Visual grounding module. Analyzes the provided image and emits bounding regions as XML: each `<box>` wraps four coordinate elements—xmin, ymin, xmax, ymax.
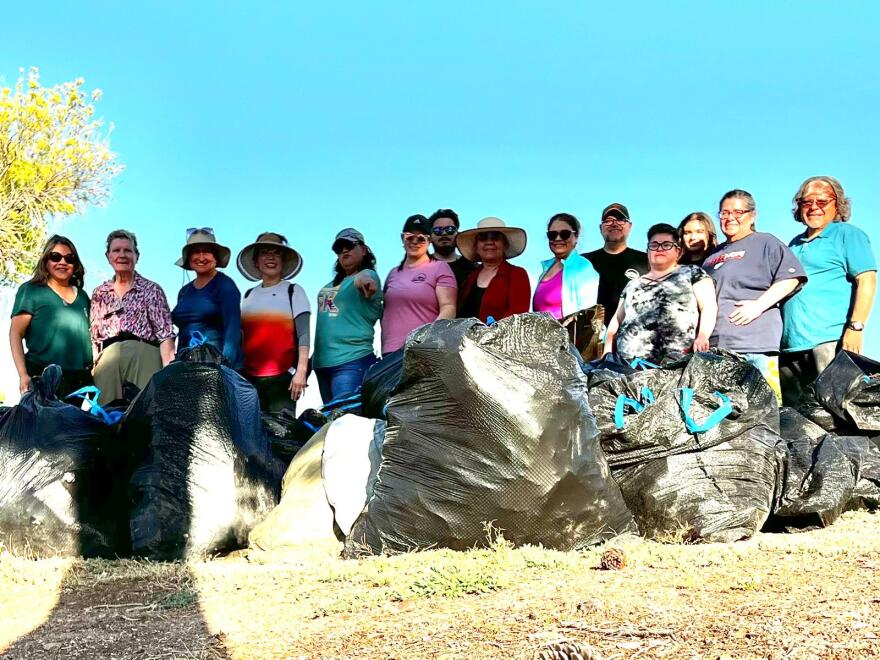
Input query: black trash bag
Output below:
<box><xmin>814</xmin><ymin>351</ymin><xmax>880</xmax><ymax>432</ymax></box>
<box><xmin>123</xmin><ymin>345</ymin><xmax>278</xmax><ymax>559</ymax></box>
<box><xmin>0</xmin><ymin>366</ymin><xmax>129</xmax><ymax>558</ymax></box>
<box><xmin>579</xmin><ymin>353</ymin><xmax>637</xmax><ymax>388</ymax></box>
<box><xmin>613</xmin><ymin>427</ymin><xmax>780</xmax><ymax>542</ymax></box>
<box><xmin>768</xmin><ymin>408</ymin><xmax>880</xmax><ymax>530</ymax></box>
<box><xmin>360</xmin><ymin>349</ymin><xmax>403</xmax><ymax>419</ymax></box>
<box><xmin>260</xmin><ymin>408</ymin><xmax>329</xmax><ymax>466</ymax></box>
<box><xmin>588</xmin><ymin>352</ymin><xmax>781</xmax><ymax>542</ymax></box>
<box><xmin>345</xmin><ymin>314</ymin><xmax>634</xmax><ymax>556</ymax></box>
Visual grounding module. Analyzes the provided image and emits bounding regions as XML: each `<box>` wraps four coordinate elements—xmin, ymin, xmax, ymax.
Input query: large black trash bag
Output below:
<box><xmin>360</xmin><ymin>348</ymin><xmax>403</xmax><ymax>419</ymax></box>
<box><xmin>588</xmin><ymin>352</ymin><xmax>781</xmax><ymax>542</ymax></box>
<box><xmin>768</xmin><ymin>408</ymin><xmax>880</xmax><ymax>530</ymax></box>
<box><xmin>123</xmin><ymin>345</ymin><xmax>278</xmax><ymax>559</ymax></box>
<box><xmin>814</xmin><ymin>351</ymin><xmax>880</xmax><ymax>432</ymax></box>
<box><xmin>0</xmin><ymin>366</ymin><xmax>129</xmax><ymax>558</ymax></box>
<box><xmin>345</xmin><ymin>314</ymin><xmax>634</xmax><ymax>556</ymax></box>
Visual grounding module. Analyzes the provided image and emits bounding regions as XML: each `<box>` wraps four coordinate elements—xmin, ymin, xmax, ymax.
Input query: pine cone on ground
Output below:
<box><xmin>532</xmin><ymin>640</ymin><xmax>604</xmax><ymax>660</ymax></box>
<box><xmin>598</xmin><ymin>547</ymin><xmax>627</xmax><ymax>570</ymax></box>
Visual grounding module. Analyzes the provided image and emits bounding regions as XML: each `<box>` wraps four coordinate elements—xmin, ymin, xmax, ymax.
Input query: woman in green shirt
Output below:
<box><xmin>313</xmin><ymin>228</ymin><xmax>383</xmax><ymax>403</ymax></box>
<box><xmin>9</xmin><ymin>235</ymin><xmax>93</xmax><ymax>397</ymax></box>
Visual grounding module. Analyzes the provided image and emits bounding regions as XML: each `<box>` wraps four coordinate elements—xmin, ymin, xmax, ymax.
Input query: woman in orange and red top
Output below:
<box><xmin>455</xmin><ymin>217</ymin><xmax>531</xmax><ymax>323</ymax></box>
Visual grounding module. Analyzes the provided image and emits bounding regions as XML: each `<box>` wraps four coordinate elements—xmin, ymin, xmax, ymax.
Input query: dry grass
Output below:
<box><xmin>2</xmin><ymin>511</ymin><xmax>879</xmax><ymax>658</ymax></box>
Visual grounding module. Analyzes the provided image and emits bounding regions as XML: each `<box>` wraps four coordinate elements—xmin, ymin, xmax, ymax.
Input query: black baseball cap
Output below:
<box><xmin>402</xmin><ymin>214</ymin><xmax>432</xmax><ymax>234</ymax></box>
<box><xmin>601</xmin><ymin>203</ymin><xmax>631</xmax><ymax>221</ymax></box>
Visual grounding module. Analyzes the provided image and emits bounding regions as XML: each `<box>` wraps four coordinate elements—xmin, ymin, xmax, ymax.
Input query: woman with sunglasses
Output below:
<box><xmin>380</xmin><ymin>214</ymin><xmax>457</xmax><ymax>355</ymax></box>
<box><xmin>780</xmin><ymin>176</ymin><xmax>876</xmax><ymax>404</ymax></box>
<box><xmin>313</xmin><ymin>228</ymin><xmax>383</xmax><ymax>403</ymax></box>
<box><xmin>10</xmin><ymin>235</ymin><xmax>93</xmax><ymax>396</ymax></box>
<box><xmin>455</xmin><ymin>217</ymin><xmax>530</xmax><ymax>322</ymax></box>
<box><xmin>703</xmin><ymin>189</ymin><xmax>806</xmax><ymax>403</ymax></box>
<box><xmin>533</xmin><ymin>213</ymin><xmax>600</xmax><ymax>319</ymax></box>
<box><xmin>604</xmin><ymin>223</ymin><xmax>717</xmax><ymax>364</ymax></box>
<box><xmin>171</xmin><ymin>228</ymin><xmax>243</xmax><ymax>370</ymax></box>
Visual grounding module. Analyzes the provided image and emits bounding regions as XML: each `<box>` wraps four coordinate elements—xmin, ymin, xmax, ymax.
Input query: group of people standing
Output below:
<box><xmin>9</xmin><ymin>175</ymin><xmax>875</xmax><ymax>414</ymax></box>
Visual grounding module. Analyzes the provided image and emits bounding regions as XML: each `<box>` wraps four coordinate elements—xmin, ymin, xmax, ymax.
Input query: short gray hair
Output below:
<box><xmin>105</xmin><ymin>229</ymin><xmax>139</xmax><ymax>255</ymax></box>
<box><xmin>792</xmin><ymin>176</ymin><xmax>851</xmax><ymax>223</ymax></box>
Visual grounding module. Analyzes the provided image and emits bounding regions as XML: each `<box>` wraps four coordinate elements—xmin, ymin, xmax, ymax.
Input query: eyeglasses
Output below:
<box><xmin>332</xmin><ymin>240</ymin><xmax>360</xmax><ymax>254</ymax></box>
<box><xmin>47</xmin><ymin>251</ymin><xmax>77</xmax><ymax>264</ymax></box>
<box><xmin>718</xmin><ymin>209</ymin><xmax>753</xmax><ymax>219</ymax></box>
<box><xmin>431</xmin><ymin>226</ymin><xmax>457</xmax><ymax>236</ymax></box>
<box><xmin>402</xmin><ymin>233</ymin><xmax>429</xmax><ymax>245</ymax></box>
<box><xmin>648</xmin><ymin>241</ymin><xmax>679</xmax><ymax>252</ymax></box>
<box><xmin>186</xmin><ymin>227</ymin><xmax>214</xmax><ymax>237</ymax></box>
<box><xmin>547</xmin><ymin>229</ymin><xmax>576</xmax><ymax>241</ymax></box>
<box><xmin>797</xmin><ymin>198</ymin><xmax>836</xmax><ymax>210</ymax></box>
<box><xmin>601</xmin><ymin>216</ymin><xmax>629</xmax><ymax>225</ymax></box>
<box><xmin>477</xmin><ymin>231</ymin><xmax>505</xmax><ymax>242</ymax></box>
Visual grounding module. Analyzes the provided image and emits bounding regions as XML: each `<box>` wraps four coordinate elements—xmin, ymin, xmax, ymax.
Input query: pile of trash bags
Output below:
<box><xmin>3</xmin><ymin>315</ymin><xmax>879</xmax><ymax>560</ymax></box>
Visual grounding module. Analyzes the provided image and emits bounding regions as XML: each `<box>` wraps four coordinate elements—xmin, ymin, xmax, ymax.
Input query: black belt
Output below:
<box><xmin>101</xmin><ymin>333</ymin><xmax>160</xmax><ymax>350</ymax></box>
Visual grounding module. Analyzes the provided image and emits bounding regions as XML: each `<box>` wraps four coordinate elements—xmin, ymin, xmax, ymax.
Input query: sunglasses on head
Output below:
<box><xmin>431</xmin><ymin>226</ymin><xmax>457</xmax><ymax>236</ymax></box>
<box><xmin>48</xmin><ymin>251</ymin><xmax>77</xmax><ymax>264</ymax></box>
<box><xmin>402</xmin><ymin>233</ymin><xmax>429</xmax><ymax>245</ymax></box>
<box><xmin>332</xmin><ymin>240</ymin><xmax>360</xmax><ymax>254</ymax></box>
<box><xmin>186</xmin><ymin>226</ymin><xmax>214</xmax><ymax>238</ymax></box>
<box><xmin>546</xmin><ymin>229</ymin><xmax>576</xmax><ymax>241</ymax></box>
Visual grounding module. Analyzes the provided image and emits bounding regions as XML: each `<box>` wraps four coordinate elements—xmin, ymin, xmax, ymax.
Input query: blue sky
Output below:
<box><xmin>3</xmin><ymin>1</ymin><xmax>880</xmax><ymax>370</ymax></box>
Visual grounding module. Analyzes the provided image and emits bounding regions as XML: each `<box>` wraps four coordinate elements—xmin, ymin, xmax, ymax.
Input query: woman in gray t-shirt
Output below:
<box><xmin>604</xmin><ymin>223</ymin><xmax>717</xmax><ymax>364</ymax></box>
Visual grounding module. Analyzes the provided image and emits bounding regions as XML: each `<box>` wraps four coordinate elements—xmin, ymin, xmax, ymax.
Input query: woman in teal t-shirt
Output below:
<box><xmin>313</xmin><ymin>228</ymin><xmax>383</xmax><ymax>403</ymax></box>
<box><xmin>9</xmin><ymin>235</ymin><xmax>93</xmax><ymax>397</ymax></box>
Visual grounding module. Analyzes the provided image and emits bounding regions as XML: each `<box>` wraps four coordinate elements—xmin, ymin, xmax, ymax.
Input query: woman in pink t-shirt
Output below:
<box><xmin>381</xmin><ymin>214</ymin><xmax>458</xmax><ymax>354</ymax></box>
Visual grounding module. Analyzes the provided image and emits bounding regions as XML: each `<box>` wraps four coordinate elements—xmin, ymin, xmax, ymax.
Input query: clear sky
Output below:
<box><xmin>2</xmin><ymin>2</ymin><xmax>879</xmax><ymax>402</ymax></box>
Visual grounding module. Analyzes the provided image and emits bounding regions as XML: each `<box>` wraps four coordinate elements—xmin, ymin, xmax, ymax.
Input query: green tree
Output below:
<box><xmin>0</xmin><ymin>67</ymin><xmax>123</xmax><ymax>284</ymax></box>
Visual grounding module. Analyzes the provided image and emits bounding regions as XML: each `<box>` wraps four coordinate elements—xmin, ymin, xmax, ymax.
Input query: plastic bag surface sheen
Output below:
<box><xmin>360</xmin><ymin>348</ymin><xmax>403</xmax><ymax>420</ymax></box>
<box><xmin>346</xmin><ymin>315</ymin><xmax>634</xmax><ymax>556</ymax></box>
<box><xmin>769</xmin><ymin>407</ymin><xmax>880</xmax><ymax>529</ymax></box>
<box><xmin>0</xmin><ymin>366</ymin><xmax>128</xmax><ymax>557</ymax></box>
<box><xmin>124</xmin><ymin>345</ymin><xmax>278</xmax><ymax>559</ymax></box>
<box><xmin>815</xmin><ymin>351</ymin><xmax>880</xmax><ymax>431</ymax></box>
<box><xmin>587</xmin><ymin>352</ymin><xmax>781</xmax><ymax>542</ymax></box>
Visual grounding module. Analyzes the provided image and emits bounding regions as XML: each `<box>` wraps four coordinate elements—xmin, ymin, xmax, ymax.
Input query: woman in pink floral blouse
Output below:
<box><xmin>90</xmin><ymin>229</ymin><xmax>175</xmax><ymax>404</ymax></box>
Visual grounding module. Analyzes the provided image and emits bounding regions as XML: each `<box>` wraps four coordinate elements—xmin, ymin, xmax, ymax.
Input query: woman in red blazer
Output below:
<box><xmin>455</xmin><ymin>217</ymin><xmax>531</xmax><ymax>322</ymax></box>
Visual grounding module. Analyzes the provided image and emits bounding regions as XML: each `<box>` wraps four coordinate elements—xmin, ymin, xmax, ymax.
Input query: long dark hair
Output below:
<box><xmin>29</xmin><ymin>234</ymin><xmax>86</xmax><ymax>289</ymax></box>
<box><xmin>333</xmin><ymin>247</ymin><xmax>377</xmax><ymax>286</ymax></box>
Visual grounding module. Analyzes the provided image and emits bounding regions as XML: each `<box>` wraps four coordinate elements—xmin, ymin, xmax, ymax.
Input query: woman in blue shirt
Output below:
<box><xmin>171</xmin><ymin>229</ymin><xmax>243</xmax><ymax>370</ymax></box>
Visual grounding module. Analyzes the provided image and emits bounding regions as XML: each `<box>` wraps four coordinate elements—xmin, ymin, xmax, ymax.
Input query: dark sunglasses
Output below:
<box><xmin>477</xmin><ymin>231</ymin><xmax>505</xmax><ymax>242</ymax></box>
<box><xmin>546</xmin><ymin>229</ymin><xmax>576</xmax><ymax>241</ymax></box>
<box><xmin>48</xmin><ymin>251</ymin><xmax>77</xmax><ymax>264</ymax></box>
<box><xmin>332</xmin><ymin>240</ymin><xmax>360</xmax><ymax>254</ymax></box>
<box><xmin>431</xmin><ymin>226</ymin><xmax>457</xmax><ymax>236</ymax></box>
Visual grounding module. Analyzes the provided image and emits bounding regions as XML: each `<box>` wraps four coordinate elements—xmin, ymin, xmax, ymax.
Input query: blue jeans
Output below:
<box><xmin>315</xmin><ymin>353</ymin><xmax>377</xmax><ymax>405</ymax></box>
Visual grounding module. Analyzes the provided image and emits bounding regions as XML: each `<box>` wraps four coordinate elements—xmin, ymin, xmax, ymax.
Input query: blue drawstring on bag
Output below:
<box><xmin>629</xmin><ymin>357</ymin><xmax>659</xmax><ymax>371</ymax></box>
<box><xmin>613</xmin><ymin>386</ymin><xmax>656</xmax><ymax>429</ymax></box>
<box><xmin>66</xmin><ymin>386</ymin><xmax>124</xmax><ymax>426</ymax></box>
<box><xmin>679</xmin><ymin>387</ymin><xmax>733</xmax><ymax>433</ymax></box>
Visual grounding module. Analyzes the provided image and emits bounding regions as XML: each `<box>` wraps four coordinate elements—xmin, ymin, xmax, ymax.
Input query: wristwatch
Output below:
<box><xmin>846</xmin><ymin>321</ymin><xmax>865</xmax><ymax>331</ymax></box>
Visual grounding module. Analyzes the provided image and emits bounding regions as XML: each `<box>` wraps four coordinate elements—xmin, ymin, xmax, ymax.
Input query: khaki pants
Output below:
<box><xmin>93</xmin><ymin>340</ymin><xmax>163</xmax><ymax>405</ymax></box>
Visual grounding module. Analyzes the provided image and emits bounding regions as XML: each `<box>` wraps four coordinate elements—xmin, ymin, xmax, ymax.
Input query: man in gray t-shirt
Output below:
<box><xmin>703</xmin><ymin>232</ymin><xmax>807</xmax><ymax>354</ymax></box>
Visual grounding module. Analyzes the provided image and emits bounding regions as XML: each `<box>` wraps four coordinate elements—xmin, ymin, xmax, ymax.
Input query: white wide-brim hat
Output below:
<box><xmin>236</xmin><ymin>232</ymin><xmax>303</xmax><ymax>281</ymax></box>
<box><xmin>175</xmin><ymin>228</ymin><xmax>231</xmax><ymax>269</ymax></box>
<box><xmin>456</xmin><ymin>217</ymin><xmax>527</xmax><ymax>262</ymax></box>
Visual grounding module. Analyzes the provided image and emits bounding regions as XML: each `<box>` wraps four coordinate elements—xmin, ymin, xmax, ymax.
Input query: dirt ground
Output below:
<box><xmin>2</xmin><ymin>510</ymin><xmax>879</xmax><ymax>659</ymax></box>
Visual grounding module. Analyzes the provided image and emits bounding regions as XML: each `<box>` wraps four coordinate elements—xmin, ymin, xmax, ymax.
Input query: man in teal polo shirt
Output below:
<box><xmin>781</xmin><ymin>176</ymin><xmax>877</xmax><ymax>404</ymax></box>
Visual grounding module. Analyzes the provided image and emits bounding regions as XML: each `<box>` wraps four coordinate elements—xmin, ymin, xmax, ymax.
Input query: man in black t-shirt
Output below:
<box><xmin>428</xmin><ymin>208</ymin><xmax>476</xmax><ymax>289</ymax></box>
<box><xmin>583</xmin><ymin>202</ymin><xmax>649</xmax><ymax>317</ymax></box>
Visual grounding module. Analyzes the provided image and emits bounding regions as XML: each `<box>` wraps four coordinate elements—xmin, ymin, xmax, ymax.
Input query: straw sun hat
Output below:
<box><xmin>455</xmin><ymin>217</ymin><xmax>527</xmax><ymax>262</ymax></box>
<box><xmin>236</xmin><ymin>232</ymin><xmax>303</xmax><ymax>281</ymax></box>
<box><xmin>175</xmin><ymin>228</ymin><xmax>232</xmax><ymax>269</ymax></box>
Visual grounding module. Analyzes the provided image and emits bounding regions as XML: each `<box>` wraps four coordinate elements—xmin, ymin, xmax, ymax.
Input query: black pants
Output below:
<box><xmin>25</xmin><ymin>356</ymin><xmax>93</xmax><ymax>400</ymax></box>
<box><xmin>246</xmin><ymin>373</ymin><xmax>296</xmax><ymax>415</ymax></box>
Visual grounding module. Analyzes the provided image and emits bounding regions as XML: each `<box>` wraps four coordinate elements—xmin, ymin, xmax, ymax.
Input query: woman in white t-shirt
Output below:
<box><xmin>236</xmin><ymin>232</ymin><xmax>310</xmax><ymax>414</ymax></box>
<box><xmin>380</xmin><ymin>214</ymin><xmax>457</xmax><ymax>355</ymax></box>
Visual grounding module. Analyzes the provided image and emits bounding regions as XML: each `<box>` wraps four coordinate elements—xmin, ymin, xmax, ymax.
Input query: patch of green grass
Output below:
<box><xmin>408</xmin><ymin>564</ymin><xmax>503</xmax><ymax>599</ymax></box>
<box><xmin>157</xmin><ymin>589</ymin><xmax>198</xmax><ymax>609</ymax></box>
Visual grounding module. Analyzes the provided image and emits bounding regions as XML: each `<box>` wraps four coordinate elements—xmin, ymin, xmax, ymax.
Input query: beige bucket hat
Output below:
<box><xmin>456</xmin><ymin>217</ymin><xmax>527</xmax><ymax>262</ymax></box>
<box><xmin>236</xmin><ymin>232</ymin><xmax>303</xmax><ymax>281</ymax></box>
<box><xmin>175</xmin><ymin>228</ymin><xmax>231</xmax><ymax>269</ymax></box>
